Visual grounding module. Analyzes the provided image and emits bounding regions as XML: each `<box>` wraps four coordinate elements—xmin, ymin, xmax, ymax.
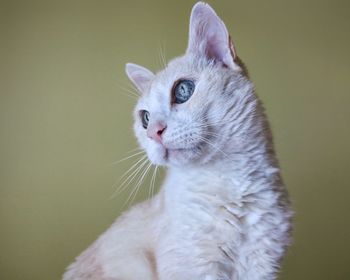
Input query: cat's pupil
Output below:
<box><xmin>140</xmin><ymin>110</ymin><xmax>150</xmax><ymax>129</ymax></box>
<box><xmin>173</xmin><ymin>80</ymin><xmax>195</xmax><ymax>104</ymax></box>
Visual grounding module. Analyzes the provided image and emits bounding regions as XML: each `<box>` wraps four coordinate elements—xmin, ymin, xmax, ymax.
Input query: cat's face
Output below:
<box><xmin>126</xmin><ymin>2</ymin><xmax>251</xmax><ymax>167</ymax></box>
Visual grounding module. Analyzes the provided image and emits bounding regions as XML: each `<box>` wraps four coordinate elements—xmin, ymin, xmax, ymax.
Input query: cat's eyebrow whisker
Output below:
<box><xmin>119</xmin><ymin>86</ymin><xmax>139</xmax><ymax>99</ymax></box>
<box><xmin>116</xmin><ymin>80</ymin><xmax>140</xmax><ymax>96</ymax></box>
<box><xmin>120</xmin><ymin>81</ymin><xmax>140</xmax><ymax>94</ymax></box>
<box><xmin>157</xmin><ymin>46</ymin><xmax>163</xmax><ymax>69</ymax></box>
<box><xmin>158</xmin><ymin>41</ymin><xmax>172</xmax><ymax>85</ymax></box>
<box><xmin>157</xmin><ymin>43</ymin><xmax>167</xmax><ymax>69</ymax></box>
<box><xmin>159</xmin><ymin>41</ymin><xmax>167</xmax><ymax>68</ymax></box>
<box><xmin>124</xmin><ymin>161</ymin><xmax>153</xmax><ymax>208</ymax></box>
<box><xmin>119</xmin><ymin>90</ymin><xmax>138</xmax><ymax>100</ymax></box>
<box><xmin>112</xmin><ymin>150</ymin><xmax>145</xmax><ymax>165</ymax></box>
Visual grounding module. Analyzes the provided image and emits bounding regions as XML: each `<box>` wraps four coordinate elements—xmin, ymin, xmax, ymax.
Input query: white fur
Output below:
<box><xmin>63</xmin><ymin>2</ymin><xmax>292</xmax><ymax>279</ymax></box>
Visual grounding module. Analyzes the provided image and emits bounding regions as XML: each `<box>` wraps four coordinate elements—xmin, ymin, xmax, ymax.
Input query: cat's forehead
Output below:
<box><xmin>152</xmin><ymin>56</ymin><xmax>200</xmax><ymax>91</ymax></box>
<box><xmin>169</xmin><ymin>55</ymin><xmax>201</xmax><ymax>75</ymax></box>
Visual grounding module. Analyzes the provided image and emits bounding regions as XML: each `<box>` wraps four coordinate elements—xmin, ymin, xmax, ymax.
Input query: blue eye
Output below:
<box><xmin>173</xmin><ymin>80</ymin><xmax>195</xmax><ymax>104</ymax></box>
<box><xmin>140</xmin><ymin>110</ymin><xmax>150</xmax><ymax>129</ymax></box>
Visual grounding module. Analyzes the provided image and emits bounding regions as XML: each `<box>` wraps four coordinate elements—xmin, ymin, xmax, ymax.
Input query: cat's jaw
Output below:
<box><xmin>145</xmin><ymin>141</ymin><xmax>202</xmax><ymax>167</ymax></box>
<box><xmin>165</xmin><ymin>147</ymin><xmax>203</xmax><ymax>166</ymax></box>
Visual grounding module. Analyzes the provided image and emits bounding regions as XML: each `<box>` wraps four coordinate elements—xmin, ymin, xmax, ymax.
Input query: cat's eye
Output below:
<box><xmin>140</xmin><ymin>110</ymin><xmax>150</xmax><ymax>129</ymax></box>
<box><xmin>172</xmin><ymin>79</ymin><xmax>195</xmax><ymax>104</ymax></box>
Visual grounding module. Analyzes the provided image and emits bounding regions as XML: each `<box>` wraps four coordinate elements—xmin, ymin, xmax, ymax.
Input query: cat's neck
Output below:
<box><xmin>163</xmin><ymin>146</ymin><xmax>281</xmax><ymax>201</ymax></box>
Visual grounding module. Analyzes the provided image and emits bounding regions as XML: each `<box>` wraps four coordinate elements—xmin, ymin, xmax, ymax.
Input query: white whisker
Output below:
<box><xmin>197</xmin><ymin>135</ymin><xmax>228</xmax><ymax>157</ymax></box>
<box><xmin>117</xmin><ymin>157</ymin><xmax>149</xmax><ymax>193</ymax></box>
<box><xmin>124</xmin><ymin>162</ymin><xmax>153</xmax><ymax>208</ymax></box>
<box><xmin>112</xmin><ymin>150</ymin><xmax>145</xmax><ymax>165</ymax></box>
<box><xmin>119</xmin><ymin>86</ymin><xmax>139</xmax><ymax>98</ymax></box>
<box><xmin>110</xmin><ymin>156</ymin><xmax>148</xmax><ymax>198</ymax></box>
<box><xmin>159</xmin><ymin>42</ymin><xmax>167</xmax><ymax>68</ymax></box>
<box><xmin>120</xmin><ymin>155</ymin><xmax>147</xmax><ymax>180</ymax></box>
<box><xmin>149</xmin><ymin>165</ymin><xmax>158</xmax><ymax>199</ymax></box>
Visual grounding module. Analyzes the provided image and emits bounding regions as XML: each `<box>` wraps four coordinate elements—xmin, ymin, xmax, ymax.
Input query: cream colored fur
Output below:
<box><xmin>63</xmin><ymin>2</ymin><xmax>292</xmax><ymax>279</ymax></box>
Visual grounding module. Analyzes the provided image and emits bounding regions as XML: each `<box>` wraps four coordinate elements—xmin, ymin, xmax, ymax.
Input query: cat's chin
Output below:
<box><xmin>165</xmin><ymin>147</ymin><xmax>201</xmax><ymax>166</ymax></box>
<box><xmin>146</xmin><ymin>145</ymin><xmax>199</xmax><ymax>167</ymax></box>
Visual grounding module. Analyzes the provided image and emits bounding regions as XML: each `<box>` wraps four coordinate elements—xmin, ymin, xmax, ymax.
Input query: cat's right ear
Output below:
<box><xmin>125</xmin><ymin>63</ymin><xmax>155</xmax><ymax>94</ymax></box>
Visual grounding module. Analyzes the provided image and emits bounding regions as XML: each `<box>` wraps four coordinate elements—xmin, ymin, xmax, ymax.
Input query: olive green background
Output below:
<box><xmin>1</xmin><ymin>0</ymin><xmax>350</xmax><ymax>279</ymax></box>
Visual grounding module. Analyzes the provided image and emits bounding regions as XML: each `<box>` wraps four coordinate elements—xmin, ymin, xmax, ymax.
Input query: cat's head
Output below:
<box><xmin>125</xmin><ymin>2</ymin><xmax>256</xmax><ymax>167</ymax></box>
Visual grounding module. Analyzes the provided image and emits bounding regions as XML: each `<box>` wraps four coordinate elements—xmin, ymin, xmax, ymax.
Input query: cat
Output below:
<box><xmin>63</xmin><ymin>2</ymin><xmax>292</xmax><ymax>280</ymax></box>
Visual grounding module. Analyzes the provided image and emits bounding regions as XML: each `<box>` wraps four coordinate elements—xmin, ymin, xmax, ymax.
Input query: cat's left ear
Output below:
<box><xmin>187</xmin><ymin>2</ymin><xmax>239</xmax><ymax>70</ymax></box>
<box><xmin>125</xmin><ymin>63</ymin><xmax>155</xmax><ymax>94</ymax></box>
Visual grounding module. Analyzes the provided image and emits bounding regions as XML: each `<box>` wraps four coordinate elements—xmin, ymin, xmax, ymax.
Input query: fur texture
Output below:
<box><xmin>63</xmin><ymin>2</ymin><xmax>292</xmax><ymax>279</ymax></box>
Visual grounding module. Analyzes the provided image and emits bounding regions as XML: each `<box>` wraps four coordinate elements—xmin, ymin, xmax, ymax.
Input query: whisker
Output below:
<box><xmin>159</xmin><ymin>42</ymin><xmax>167</xmax><ymax>68</ymax></box>
<box><xmin>116</xmin><ymin>79</ymin><xmax>140</xmax><ymax>98</ymax></box>
<box><xmin>110</xmin><ymin>156</ymin><xmax>148</xmax><ymax>198</ymax></box>
<box><xmin>120</xmin><ymin>155</ymin><xmax>147</xmax><ymax>180</ymax></box>
<box><xmin>152</xmin><ymin>166</ymin><xmax>159</xmax><ymax>197</ymax></box>
<box><xmin>197</xmin><ymin>135</ymin><xmax>228</xmax><ymax>157</ymax></box>
<box><xmin>119</xmin><ymin>90</ymin><xmax>138</xmax><ymax>100</ymax></box>
<box><xmin>124</xmin><ymin>161</ymin><xmax>152</xmax><ymax>208</ymax></box>
<box><xmin>157</xmin><ymin>44</ymin><xmax>166</xmax><ymax>69</ymax></box>
<box><xmin>112</xmin><ymin>150</ymin><xmax>145</xmax><ymax>165</ymax></box>
<box><xmin>126</xmin><ymin>147</ymin><xmax>143</xmax><ymax>153</ymax></box>
<box><xmin>149</xmin><ymin>165</ymin><xmax>158</xmax><ymax>199</ymax></box>
<box><xmin>119</xmin><ymin>86</ymin><xmax>139</xmax><ymax>98</ymax></box>
<box><xmin>116</xmin><ymin>157</ymin><xmax>149</xmax><ymax>193</ymax></box>
<box><xmin>118</xmin><ymin>81</ymin><xmax>140</xmax><ymax>94</ymax></box>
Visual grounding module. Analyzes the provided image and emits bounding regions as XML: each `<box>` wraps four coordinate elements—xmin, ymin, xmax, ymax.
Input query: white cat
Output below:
<box><xmin>63</xmin><ymin>2</ymin><xmax>292</xmax><ymax>279</ymax></box>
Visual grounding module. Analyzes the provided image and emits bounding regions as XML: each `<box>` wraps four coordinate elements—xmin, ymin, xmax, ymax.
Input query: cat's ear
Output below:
<box><xmin>187</xmin><ymin>2</ymin><xmax>239</xmax><ymax>70</ymax></box>
<box><xmin>125</xmin><ymin>63</ymin><xmax>155</xmax><ymax>94</ymax></box>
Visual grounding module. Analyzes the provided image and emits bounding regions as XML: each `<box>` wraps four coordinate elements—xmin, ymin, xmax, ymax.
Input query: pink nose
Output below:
<box><xmin>147</xmin><ymin>123</ymin><xmax>166</xmax><ymax>143</ymax></box>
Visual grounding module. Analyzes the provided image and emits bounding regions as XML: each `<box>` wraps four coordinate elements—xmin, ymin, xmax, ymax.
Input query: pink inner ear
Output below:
<box><xmin>125</xmin><ymin>63</ymin><xmax>155</xmax><ymax>94</ymax></box>
<box><xmin>187</xmin><ymin>3</ymin><xmax>237</xmax><ymax>69</ymax></box>
<box><xmin>206</xmin><ymin>31</ymin><xmax>228</xmax><ymax>61</ymax></box>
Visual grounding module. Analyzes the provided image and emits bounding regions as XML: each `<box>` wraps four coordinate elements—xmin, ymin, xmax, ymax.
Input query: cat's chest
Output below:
<box><xmin>155</xmin><ymin>177</ymin><xmax>258</xmax><ymax>278</ymax></box>
<box><xmin>160</xmin><ymin>175</ymin><xmax>256</xmax><ymax>246</ymax></box>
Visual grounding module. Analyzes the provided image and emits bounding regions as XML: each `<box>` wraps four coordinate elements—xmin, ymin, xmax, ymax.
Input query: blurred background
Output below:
<box><xmin>1</xmin><ymin>0</ymin><xmax>350</xmax><ymax>279</ymax></box>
